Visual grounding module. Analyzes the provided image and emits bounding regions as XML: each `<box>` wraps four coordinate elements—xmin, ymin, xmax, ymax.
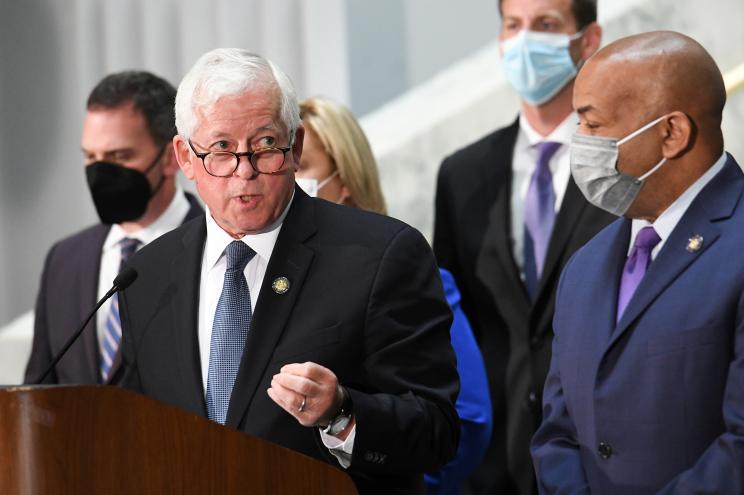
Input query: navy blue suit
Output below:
<box><xmin>531</xmin><ymin>154</ymin><xmax>744</xmax><ymax>494</ymax></box>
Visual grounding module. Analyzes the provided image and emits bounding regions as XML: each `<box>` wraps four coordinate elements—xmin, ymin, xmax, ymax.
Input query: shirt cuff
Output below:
<box><xmin>319</xmin><ymin>424</ymin><xmax>356</xmax><ymax>469</ymax></box>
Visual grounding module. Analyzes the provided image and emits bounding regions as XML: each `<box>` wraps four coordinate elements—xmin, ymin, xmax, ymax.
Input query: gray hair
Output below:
<box><xmin>175</xmin><ymin>48</ymin><xmax>300</xmax><ymax>141</ymax></box>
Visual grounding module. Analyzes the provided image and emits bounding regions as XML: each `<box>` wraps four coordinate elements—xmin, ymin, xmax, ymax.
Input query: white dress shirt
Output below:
<box><xmin>510</xmin><ymin>112</ymin><xmax>578</xmax><ymax>277</ymax></box>
<box><xmin>628</xmin><ymin>152</ymin><xmax>727</xmax><ymax>258</ymax></box>
<box><xmin>96</xmin><ymin>187</ymin><xmax>190</xmax><ymax>355</ymax></box>
<box><xmin>197</xmin><ymin>193</ymin><xmax>355</xmax><ymax>467</ymax></box>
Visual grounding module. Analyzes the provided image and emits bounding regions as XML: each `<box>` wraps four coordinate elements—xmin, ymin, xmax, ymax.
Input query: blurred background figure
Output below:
<box><xmin>24</xmin><ymin>71</ymin><xmax>203</xmax><ymax>385</ymax></box>
<box><xmin>297</xmin><ymin>96</ymin><xmax>493</xmax><ymax>495</ymax></box>
<box><xmin>433</xmin><ymin>1</ymin><xmax>614</xmax><ymax>493</ymax></box>
<box><xmin>296</xmin><ymin>97</ymin><xmax>386</xmax><ymax>213</ymax></box>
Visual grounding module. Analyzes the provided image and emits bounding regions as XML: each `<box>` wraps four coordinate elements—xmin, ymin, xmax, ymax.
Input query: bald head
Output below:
<box><xmin>573</xmin><ymin>31</ymin><xmax>727</xmax><ymax>221</ymax></box>
<box><xmin>581</xmin><ymin>31</ymin><xmax>725</xmax><ymax>127</ymax></box>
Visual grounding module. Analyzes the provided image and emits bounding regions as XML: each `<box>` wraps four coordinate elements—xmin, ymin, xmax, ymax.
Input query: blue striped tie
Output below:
<box><xmin>100</xmin><ymin>237</ymin><xmax>141</xmax><ymax>381</ymax></box>
<box><xmin>206</xmin><ymin>241</ymin><xmax>256</xmax><ymax>425</ymax></box>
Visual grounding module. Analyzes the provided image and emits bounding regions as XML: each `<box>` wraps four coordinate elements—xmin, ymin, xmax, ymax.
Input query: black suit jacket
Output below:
<box><xmin>433</xmin><ymin>119</ymin><xmax>614</xmax><ymax>494</ymax></box>
<box><xmin>118</xmin><ymin>188</ymin><xmax>460</xmax><ymax>495</ymax></box>
<box><xmin>24</xmin><ymin>192</ymin><xmax>203</xmax><ymax>385</ymax></box>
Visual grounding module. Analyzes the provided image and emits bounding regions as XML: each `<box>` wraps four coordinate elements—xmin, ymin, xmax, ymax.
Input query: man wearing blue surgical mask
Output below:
<box><xmin>433</xmin><ymin>1</ymin><xmax>614</xmax><ymax>494</ymax></box>
<box><xmin>532</xmin><ymin>31</ymin><xmax>744</xmax><ymax>494</ymax></box>
<box><xmin>24</xmin><ymin>72</ymin><xmax>203</xmax><ymax>386</ymax></box>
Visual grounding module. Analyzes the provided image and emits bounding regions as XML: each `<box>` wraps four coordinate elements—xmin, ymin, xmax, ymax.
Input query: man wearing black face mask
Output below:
<box><xmin>24</xmin><ymin>71</ymin><xmax>203</xmax><ymax>385</ymax></box>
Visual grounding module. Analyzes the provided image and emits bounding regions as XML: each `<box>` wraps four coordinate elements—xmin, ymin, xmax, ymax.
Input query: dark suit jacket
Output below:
<box><xmin>24</xmin><ymin>192</ymin><xmax>203</xmax><ymax>385</ymax></box>
<box><xmin>118</xmin><ymin>188</ymin><xmax>460</xmax><ymax>495</ymax></box>
<box><xmin>433</xmin><ymin>119</ymin><xmax>614</xmax><ymax>494</ymax></box>
<box><xmin>532</xmin><ymin>155</ymin><xmax>744</xmax><ymax>494</ymax></box>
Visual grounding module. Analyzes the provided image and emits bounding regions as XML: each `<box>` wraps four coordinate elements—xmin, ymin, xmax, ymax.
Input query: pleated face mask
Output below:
<box><xmin>569</xmin><ymin>115</ymin><xmax>668</xmax><ymax>217</ymax></box>
<box><xmin>501</xmin><ymin>30</ymin><xmax>583</xmax><ymax>106</ymax></box>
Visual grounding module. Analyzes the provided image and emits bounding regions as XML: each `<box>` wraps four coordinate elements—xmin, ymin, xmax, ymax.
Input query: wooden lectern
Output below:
<box><xmin>0</xmin><ymin>386</ymin><xmax>357</xmax><ymax>494</ymax></box>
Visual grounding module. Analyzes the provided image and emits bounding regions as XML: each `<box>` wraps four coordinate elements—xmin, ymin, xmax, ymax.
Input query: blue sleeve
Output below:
<box><xmin>530</xmin><ymin>254</ymin><xmax>590</xmax><ymax>494</ymax></box>
<box><xmin>425</xmin><ymin>268</ymin><xmax>493</xmax><ymax>494</ymax></box>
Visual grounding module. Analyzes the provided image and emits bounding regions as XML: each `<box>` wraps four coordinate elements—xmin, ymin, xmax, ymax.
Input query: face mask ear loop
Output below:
<box><xmin>143</xmin><ymin>145</ymin><xmax>168</xmax><ymax>175</ymax></box>
<box><xmin>569</xmin><ymin>30</ymin><xmax>585</xmax><ymax>41</ymax></box>
<box><xmin>317</xmin><ymin>170</ymin><xmax>339</xmax><ymax>191</ymax></box>
<box><xmin>617</xmin><ymin>115</ymin><xmax>667</xmax><ymax>146</ymax></box>
<box><xmin>637</xmin><ymin>158</ymin><xmax>668</xmax><ymax>182</ymax></box>
<box><xmin>143</xmin><ymin>145</ymin><xmax>168</xmax><ymax>198</ymax></box>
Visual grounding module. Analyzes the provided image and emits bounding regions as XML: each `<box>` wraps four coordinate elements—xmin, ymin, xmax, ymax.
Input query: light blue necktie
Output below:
<box><xmin>100</xmin><ymin>237</ymin><xmax>141</xmax><ymax>381</ymax></box>
<box><xmin>523</xmin><ymin>141</ymin><xmax>562</xmax><ymax>299</ymax></box>
<box><xmin>206</xmin><ymin>241</ymin><xmax>256</xmax><ymax>425</ymax></box>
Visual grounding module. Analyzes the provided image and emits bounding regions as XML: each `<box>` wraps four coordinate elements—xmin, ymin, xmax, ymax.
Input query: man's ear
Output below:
<box><xmin>161</xmin><ymin>142</ymin><xmax>180</xmax><ymax>178</ymax></box>
<box><xmin>173</xmin><ymin>135</ymin><xmax>195</xmax><ymax>180</ymax></box>
<box><xmin>291</xmin><ymin>125</ymin><xmax>305</xmax><ymax>169</ymax></box>
<box><xmin>580</xmin><ymin>22</ymin><xmax>602</xmax><ymax>61</ymax></box>
<box><xmin>661</xmin><ymin>111</ymin><xmax>693</xmax><ymax>159</ymax></box>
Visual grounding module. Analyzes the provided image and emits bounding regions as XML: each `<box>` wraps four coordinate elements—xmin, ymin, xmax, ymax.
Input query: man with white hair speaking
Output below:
<box><xmin>117</xmin><ymin>48</ymin><xmax>460</xmax><ymax>494</ymax></box>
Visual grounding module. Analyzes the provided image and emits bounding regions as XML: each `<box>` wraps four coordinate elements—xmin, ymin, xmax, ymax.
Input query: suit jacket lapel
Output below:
<box><xmin>227</xmin><ymin>190</ymin><xmax>317</xmax><ymax>428</ymax></box>
<box><xmin>590</xmin><ymin>220</ymin><xmax>632</xmax><ymax>348</ymax></box>
<box><xmin>611</xmin><ymin>156</ymin><xmax>743</xmax><ymax>346</ymax></box>
<box><xmin>170</xmin><ymin>218</ymin><xmax>209</xmax><ymax>415</ymax></box>
<box><xmin>534</xmin><ymin>177</ymin><xmax>588</xmax><ymax>301</ymax></box>
<box><xmin>477</xmin><ymin>120</ymin><xmax>531</xmax><ymax>313</ymax></box>
<box><xmin>108</xmin><ymin>195</ymin><xmax>204</xmax><ymax>384</ymax></box>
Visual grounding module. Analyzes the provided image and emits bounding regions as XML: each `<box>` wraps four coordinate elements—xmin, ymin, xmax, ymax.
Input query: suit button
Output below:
<box><xmin>530</xmin><ymin>336</ymin><xmax>541</xmax><ymax>349</ymax></box>
<box><xmin>524</xmin><ymin>390</ymin><xmax>540</xmax><ymax>413</ymax></box>
<box><xmin>598</xmin><ymin>442</ymin><xmax>613</xmax><ymax>459</ymax></box>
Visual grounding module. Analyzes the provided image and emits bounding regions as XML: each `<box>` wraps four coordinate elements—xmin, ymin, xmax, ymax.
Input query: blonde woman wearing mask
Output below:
<box><xmin>296</xmin><ymin>98</ymin><xmax>386</xmax><ymax>214</ymax></box>
<box><xmin>297</xmin><ymin>97</ymin><xmax>492</xmax><ymax>495</ymax></box>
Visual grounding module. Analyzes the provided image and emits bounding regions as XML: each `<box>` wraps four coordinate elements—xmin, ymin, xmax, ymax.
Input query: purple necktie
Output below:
<box><xmin>616</xmin><ymin>226</ymin><xmax>661</xmax><ymax>322</ymax></box>
<box><xmin>524</xmin><ymin>141</ymin><xmax>562</xmax><ymax>297</ymax></box>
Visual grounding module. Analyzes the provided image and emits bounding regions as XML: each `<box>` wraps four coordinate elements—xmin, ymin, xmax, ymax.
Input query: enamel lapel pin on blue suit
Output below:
<box><xmin>686</xmin><ymin>235</ymin><xmax>704</xmax><ymax>253</ymax></box>
<box><xmin>272</xmin><ymin>276</ymin><xmax>290</xmax><ymax>294</ymax></box>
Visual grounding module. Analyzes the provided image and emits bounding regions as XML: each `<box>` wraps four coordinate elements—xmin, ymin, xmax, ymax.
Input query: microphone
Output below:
<box><xmin>35</xmin><ymin>267</ymin><xmax>139</xmax><ymax>384</ymax></box>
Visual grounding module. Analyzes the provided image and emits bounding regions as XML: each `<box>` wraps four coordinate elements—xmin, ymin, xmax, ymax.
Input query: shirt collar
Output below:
<box><xmin>630</xmin><ymin>152</ymin><xmax>727</xmax><ymax>250</ymax></box>
<box><xmin>518</xmin><ymin>112</ymin><xmax>578</xmax><ymax>149</ymax></box>
<box><xmin>104</xmin><ymin>185</ymin><xmax>190</xmax><ymax>251</ymax></box>
<box><xmin>204</xmin><ymin>190</ymin><xmax>295</xmax><ymax>270</ymax></box>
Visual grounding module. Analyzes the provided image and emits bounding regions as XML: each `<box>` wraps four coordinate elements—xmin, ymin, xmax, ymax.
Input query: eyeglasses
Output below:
<box><xmin>187</xmin><ymin>139</ymin><xmax>292</xmax><ymax>177</ymax></box>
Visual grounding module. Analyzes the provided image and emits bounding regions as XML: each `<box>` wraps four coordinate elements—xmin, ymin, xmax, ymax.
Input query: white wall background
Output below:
<box><xmin>0</xmin><ymin>0</ymin><xmax>500</xmax><ymax>329</ymax></box>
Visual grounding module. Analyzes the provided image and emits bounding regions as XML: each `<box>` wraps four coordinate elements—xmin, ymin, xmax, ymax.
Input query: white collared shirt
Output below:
<box><xmin>511</xmin><ymin>112</ymin><xmax>577</xmax><ymax>276</ymax></box>
<box><xmin>96</xmin><ymin>187</ymin><xmax>190</xmax><ymax>352</ymax></box>
<box><xmin>629</xmin><ymin>152</ymin><xmax>727</xmax><ymax>258</ymax></box>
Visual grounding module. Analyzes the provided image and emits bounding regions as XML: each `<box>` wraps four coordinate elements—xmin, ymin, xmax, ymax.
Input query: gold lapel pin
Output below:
<box><xmin>686</xmin><ymin>234</ymin><xmax>703</xmax><ymax>253</ymax></box>
<box><xmin>272</xmin><ymin>276</ymin><xmax>290</xmax><ymax>294</ymax></box>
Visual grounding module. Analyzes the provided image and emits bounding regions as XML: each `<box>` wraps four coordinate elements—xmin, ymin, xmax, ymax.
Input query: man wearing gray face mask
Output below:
<box><xmin>531</xmin><ymin>31</ymin><xmax>744</xmax><ymax>494</ymax></box>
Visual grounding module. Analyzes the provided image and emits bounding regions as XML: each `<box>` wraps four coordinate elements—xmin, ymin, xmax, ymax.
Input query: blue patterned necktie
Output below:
<box><xmin>100</xmin><ymin>237</ymin><xmax>141</xmax><ymax>381</ymax></box>
<box><xmin>523</xmin><ymin>141</ymin><xmax>562</xmax><ymax>299</ymax></box>
<box><xmin>206</xmin><ymin>240</ymin><xmax>256</xmax><ymax>425</ymax></box>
